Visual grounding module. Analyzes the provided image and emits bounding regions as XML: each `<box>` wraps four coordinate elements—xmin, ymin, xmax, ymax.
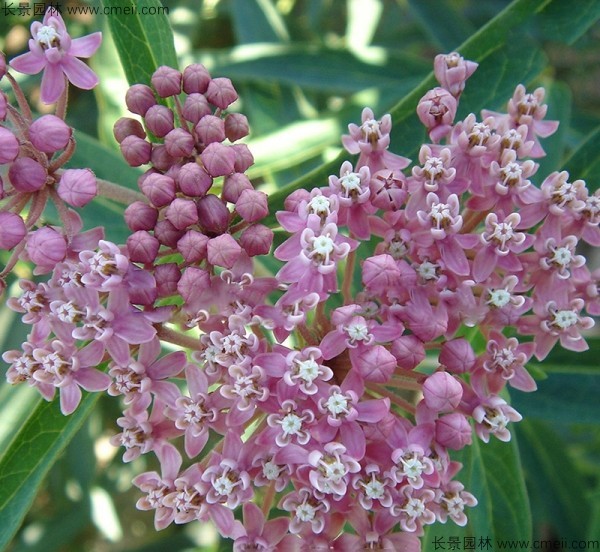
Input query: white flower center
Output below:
<box><xmin>213</xmin><ymin>474</ymin><xmax>235</xmax><ymax>495</ymax></box>
<box><xmin>37</xmin><ymin>25</ymin><xmax>61</xmax><ymax>49</ymax></box>
<box><xmin>417</xmin><ymin>261</ymin><xmax>439</xmax><ymax>280</ymax></box>
<box><xmin>280</xmin><ymin>413</ymin><xmax>303</xmax><ymax>436</ymax></box>
<box><xmin>404</xmin><ymin>497</ymin><xmax>426</xmax><ymax>518</ymax></box>
<box><xmin>339</xmin><ymin>173</ymin><xmax>362</xmax><ymax>197</ymax></box>
<box><xmin>346</xmin><ymin>322</ymin><xmax>369</xmax><ymax>342</ymax></box>
<box><xmin>312</xmin><ymin>235</ymin><xmax>334</xmax><ymax>256</ymax></box>
<box><xmin>296</xmin><ymin>503</ymin><xmax>316</xmax><ymax>522</ymax></box>
<box><xmin>484</xmin><ymin>408</ymin><xmax>509</xmax><ymax>432</ymax></box>
<box><xmin>551</xmin><ymin>246</ymin><xmax>572</xmax><ymax>267</ymax></box>
<box><xmin>295</xmin><ymin>358</ymin><xmax>319</xmax><ymax>383</ymax></box>
<box><xmin>325</xmin><ymin>392</ymin><xmax>349</xmax><ymax>416</ymax></box>
<box><xmin>308</xmin><ymin>195</ymin><xmax>331</xmax><ymax>216</ymax></box>
<box><xmin>263</xmin><ymin>460</ymin><xmax>280</xmax><ymax>481</ymax></box>
<box><xmin>552</xmin><ymin>310</ymin><xmax>578</xmax><ymax>329</ymax></box>
<box><xmin>488</xmin><ymin>288</ymin><xmax>511</xmax><ymax>308</ymax></box>
<box><xmin>364</xmin><ymin>479</ymin><xmax>385</xmax><ymax>500</ymax></box>
<box><xmin>401</xmin><ymin>454</ymin><xmax>426</xmax><ymax>481</ymax></box>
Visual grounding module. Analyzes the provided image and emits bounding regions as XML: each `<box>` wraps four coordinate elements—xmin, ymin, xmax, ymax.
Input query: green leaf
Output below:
<box><xmin>100</xmin><ymin>0</ymin><xmax>178</xmax><ymax>86</ymax></box>
<box><xmin>407</xmin><ymin>0</ymin><xmax>475</xmax><ymax>51</ymax></box>
<box><xmin>563</xmin><ymin>125</ymin><xmax>600</xmax><ymax>190</ymax></box>
<box><xmin>534</xmin><ymin>0</ymin><xmax>600</xmax><ymax>44</ymax></box>
<box><xmin>230</xmin><ymin>0</ymin><xmax>289</xmax><ymax>44</ymax></box>
<box><xmin>0</xmin><ymin>392</ymin><xmax>102</xmax><ymax>550</ymax></box>
<box><xmin>516</xmin><ymin>419</ymin><xmax>591</xmax><ymax>541</ymax></box>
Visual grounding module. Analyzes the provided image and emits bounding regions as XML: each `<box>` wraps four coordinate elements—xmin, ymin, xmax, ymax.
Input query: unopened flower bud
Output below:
<box><xmin>0</xmin><ymin>127</ymin><xmax>19</xmax><ymax>164</ymax></box>
<box><xmin>150</xmin><ymin>144</ymin><xmax>178</xmax><ymax>171</ymax></box>
<box><xmin>422</xmin><ymin>372</ymin><xmax>463</xmax><ymax>413</ymax></box>
<box><xmin>177</xmin><ymin>230</ymin><xmax>209</xmax><ymax>262</ymax></box>
<box><xmin>435</xmin><ymin>413</ymin><xmax>472</xmax><ymax>450</ymax></box>
<box><xmin>28</xmin><ymin>115</ymin><xmax>72</xmax><ymax>153</ymax></box>
<box><xmin>113</xmin><ymin>117</ymin><xmax>146</xmax><ymax>143</ymax></box>
<box><xmin>154</xmin><ymin>262</ymin><xmax>181</xmax><ymax>297</ymax></box>
<box><xmin>355</xmin><ymin>344</ymin><xmax>396</xmax><ymax>383</ymax></box>
<box><xmin>239</xmin><ymin>224</ymin><xmax>273</xmax><ymax>256</ymax></box>
<box><xmin>416</xmin><ymin>87</ymin><xmax>457</xmax><ymax>142</ymax></box>
<box><xmin>120</xmin><ymin>135</ymin><xmax>152</xmax><ymax>166</ymax></box>
<box><xmin>27</xmin><ymin>227</ymin><xmax>67</xmax><ymax>269</ymax></box>
<box><xmin>126</xmin><ymin>267</ymin><xmax>157</xmax><ymax>305</ymax></box>
<box><xmin>140</xmin><ymin>172</ymin><xmax>176</xmax><ymax>207</ymax></box>
<box><xmin>284</xmin><ymin>189</ymin><xmax>311</xmax><ymax>211</ymax></box>
<box><xmin>153</xmin><ymin>219</ymin><xmax>184</xmax><ymax>247</ymax></box>
<box><xmin>206</xmin><ymin>77</ymin><xmax>238</xmax><ymax>109</ymax></box>
<box><xmin>439</xmin><ymin>338</ymin><xmax>476</xmax><ymax>374</ymax></box>
<box><xmin>176</xmin><ymin>162</ymin><xmax>212</xmax><ymax>197</ymax></box>
<box><xmin>124</xmin><ymin>201</ymin><xmax>158</xmax><ymax>231</ymax></box>
<box><xmin>9</xmin><ymin>157</ymin><xmax>47</xmax><ymax>192</ymax></box>
<box><xmin>390</xmin><ymin>335</ymin><xmax>426</xmax><ymax>370</ymax></box>
<box><xmin>183</xmin><ymin>93</ymin><xmax>212</xmax><ymax>124</ymax></box>
<box><xmin>165</xmin><ymin>198</ymin><xmax>199</xmax><ymax>230</ymax></box>
<box><xmin>224</xmin><ymin>113</ymin><xmax>249</xmax><ymax>142</ymax></box>
<box><xmin>125</xmin><ymin>84</ymin><xmax>156</xmax><ymax>116</ymax></box>
<box><xmin>177</xmin><ymin>267</ymin><xmax>210</xmax><ymax>304</ymax></box>
<box><xmin>201</xmin><ymin>142</ymin><xmax>235</xmax><ymax>177</ymax></box>
<box><xmin>231</xmin><ymin>143</ymin><xmax>254</xmax><ymax>172</ymax></box>
<box><xmin>236</xmin><ymin>189</ymin><xmax>268</xmax><ymax>223</ymax></box>
<box><xmin>0</xmin><ymin>212</ymin><xmax>26</xmax><ymax>249</ymax></box>
<box><xmin>222</xmin><ymin>172</ymin><xmax>253</xmax><ymax>203</ymax></box>
<box><xmin>57</xmin><ymin>168</ymin><xmax>97</xmax><ymax>207</ymax></box>
<box><xmin>182</xmin><ymin>63</ymin><xmax>211</xmax><ymax>94</ymax></box>
<box><xmin>151</xmin><ymin>66</ymin><xmax>182</xmax><ymax>98</ymax></box>
<box><xmin>434</xmin><ymin>52</ymin><xmax>478</xmax><ymax>97</ymax></box>
<box><xmin>164</xmin><ymin>128</ymin><xmax>195</xmax><ymax>158</ymax></box>
<box><xmin>197</xmin><ymin>194</ymin><xmax>230</xmax><ymax>235</ymax></box>
<box><xmin>195</xmin><ymin>114</ymin><xmax>226</xmax><ymax>145</ymax></box>
<box><xmin>362</xmin><ymin>254</ymin><xmax>401</xmax><ymax>293</ymax></box>
<box><xmin>127</xmin><ymin>230</ymin><xmax>160</xmax><ymax>263</ymax></box>
<box><xmin>144</xmin><ymin>104</ymin><xmax>174</xmax><ymax>138</ymax></box>
<box><xmin>207</xmin><ymin>233</ymin><xmax>241</xmax><ymax>268</ymax></box>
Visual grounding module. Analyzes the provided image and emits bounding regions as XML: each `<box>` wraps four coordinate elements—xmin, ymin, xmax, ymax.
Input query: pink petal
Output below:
<box><xmin>9</xmin><ymin>50</ymin><xmax>46</xmax><ymax>75</ymax></box>
<box><xmin>319</xmin><ymin>330</ymin><xmax>347</xmax><ymax>360</ymax></box>
<box><xmin>156</xmin><ymin>441</ymin><xmax>182</xmax><ymax>481</ymax></box>
<box><xmin>340</xmin><ymin>421</ymin><xmax>366</xmax><ymax>459</ymax></box>
<box><xmin>60</xmin><ymin>56</ymin><xmax>99</xmax><ymax>90</ymax></box>
<box><xmin>472</xmin><ymin>246</ymin><xmax>497</xmax><ymax>282</ymax></box>
<box><xmin>185</xmin><ymin>364</ymin><xmax>208</xmax><ymax>397</ymax></box>
<box><xmin>148</xmin><ymin>351</ymin><xmax>186</xmax><ymax>379</ymax></box>
<box><xmin>185</xmin><ymin>427</ymin><xmax>209</xmax><ymax>458</ymax></box>
<box><xmin>439</xmin><ymin>238</ymin><xmax>470</xmax><ymax>276</ymax></box>
<box><xmin>60</xmin><ymin>383</ymin><xmax>82</xmax><ymax>415</ymax></box>
<box><xmin>210</xmin><ymin>505</ymin><xmax>244</xmax><ymax>539</ymax></box>
<box><xmin>40</xmin><ymin>62</ymin><xmax>66</xmax><ymax>104</ymax></box>
<box><xmin>242</xmin><ymin>502</ymin><xmax>265</xmax><ymax>536</ymax></box>
<box><xmin>74</xmin><ymin>368</ymin><xmax>111</xmax><ymax>392</ymax></box>
<box><xmin>77</xmin><ymin>340</ymin><xmax>105</xmax><ymax>366</ymax></box>
<box><xmin>139</xmin><ymin>338</ymin><xmax>161</xmax><ymax>366</ymax></box>
<box><xmin>69</xmin><ymin>32</ymin><xmax>102</xmax><ymax>57</ymax></box>
<box><xmin>152</xmin><ymin>381</ymin><xmax>181</xmax><ymax>406</ymax></box>
<box><xmin>356</xmin><ymin>398</ymin><xmax>390</xmax><ymax>423</ymax></box>
<box><xmin>510</xmin><ymin>366</ymin><xmax>537</xmax><ymax>392</ymax></box>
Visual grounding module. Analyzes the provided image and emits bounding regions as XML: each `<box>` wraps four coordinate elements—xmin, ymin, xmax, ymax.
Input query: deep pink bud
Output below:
<box><xmin>354</xmin><ymin>344</ymin><xmax>397</xmax><ymax>383</ymax></box>
<box><xmin>154</xmin><ymin>263</ymin><xmax>181</xmax><ymax>297</ymax></box>
<box><xmin>182</xmin><ymin>64</ymin><xmax>211</xmax><ymax>94</ymax></box>
<box><xmin>439</xmin><ymin>338</ymin><xmax>476</xmax><ymax>374</ymax></box>
<box><xmin>165</xmin><ymin>198</ymin><xmax>199</xmax><ymax>230</ymax></box>
<box><xmin>362</xmin><ymin>254</ymin><xmax>401</xmax><ymax>293</ymax></box>
<box><xmin>150</xmin><ymin>144</ymin><xmax>177</xmax><ymax>171</ymax></box>
<box><xmin>222</xmin><ymin>172</ymin><xmax>253</xmax><ymax>203</ymax></box>
<box><xmin>151</xmin><ymin>66</ymin><xmax>182</xmax><ymax>98</ymax></box>
<box><xmin>239</xmin><ymin>224</ymin><xmax>273</xmax><ymax>256</ymax></box>
<box><xmin>284</xmin><ymin>189</ymin><xmax>311</xmax><ymax>212</ymax></box>
<box><xmin>57</xmin><ymin>168</ymin><xmax>97</xmax><ymax>207</ymax></box>
<box><xmin>113</xmin><ymin>117</ymin><xmax>146</xmax><ymax>143</ymax></box>
<box><xmin>144</xmin><ymin>105</ymin><xmax>174</xmax><ymax>138</ymax></box>
<box><xmin>164</xmin><ymin>128</ymin><xmax>195</xmax><ymax>158</ymax></box>
<box><xmin>235</xmin><ymin>189</ymin><xmax>268</xmax><ymax>222</ymax></box>
<box><xmin>434</xmin><ymin>52</ymin><xmax>478</xmax><ymax>97</ymax></box>
<box><xmin>177</xmin><ymin>266</ymin><xmax>210</xmax><ymax>304</ymax></box>
<box><xmin>125</xmin><ymin>84</ymin><xmax>156</xmax><ymax>116</ymax></box>
<box><xmin>206</xmin><ymin>77</ymin><xmax>238</xmax><ymax>109</ymax></box>
<box><xmin>390</xmin><ymin>335</ymin><xmax>426</xmax><ymax>370</ymax></box>
<box><xmin>9</xmin><ymin>158</ymin><xmax>47</xmax><ymax>192</ymax></box>
<box><xmin>196</xmin><ymin>194</ymin><xmax>230</xmax><ymax>235</ymax></box>
<box><xmin>417</xmin><ymin>88</ymin><xmax>457</xmax><ymax>142</ymax></box>
<box><xmin>231</xmin><ymin>144</ymin><xmax>254</xmax><ymax>172</ymax></box>
<box><xmin>140</xmin><ymin>173</ymin><xmax>176</xmax><ymax>207</ymax></box>
<box><xmin>0</xmin><ymin>127</ymin><xmax>19</xmax><ymax>164</ymax></box>
<box><xmin>124</xmin><ymin>201</ymin><xmax>159</xmax><ymax>231</ymax></box>
<box><xmin>435</xmin><ymin>413</ymin><xmax>472</xmax><ymax>450</ymax></box>
<box><xmin>201</xmin><ymin>142</ymin><xmax>235</xmax><ymax>177</ymax></box>
<box><xmin>207</xmin><ymin>233</ymin><xmax>241</xmax><ymax>268</ymax></box>
<box><xmin>195</xmin><ymin>115</ymin><xmax>226</xmax><ymax>145</ymax></box>
<box><xmin>29</xmin><ymin>115</ymin><xmax>72</xmax><ymax>153</ymax></box>
<box><xmin>0</xmin><ymin>212</ymin><xmax>26</xmax><ymax>249</ymax></box>
<box><xmin>127</xmin><ymin>230</ymin><xmax>160</xmax><ymax>263</ymax></box>
<box><xmin>176</xmin><ymin>162</ymin><xmax>212</xmax><ymax>197</ymax></box>
<box><xmin>182</xmin><ymin>93</ymin><xmax>212</xmax><ymax>124</ymax></box>
<box><xmin>422</xmin><ymin>372</ymin><xmax>463</xmax><ymax>413</ymax></box>
<box><xmin>27</xmin><ymin>227</ymin><xmax>67</xmax><ymax>268</ymax></box>
<box><xmin>224</xmin><ymin>113</ymin><xmax>249</xmax><ymax>142</ymax></box>
<box><xmin>154</xmin><ymin>220</ymin><xmax>184</xmax><ymax>247</ymax></box>
<box><xmin>177</xmin><ymin>230</ymin><xmax>209</xmax><ymax>262</ymax></box>
<box><xmin>120</xmin><ymin>135</ymin><xmax>152</xmax><ymax>167</ymax></box>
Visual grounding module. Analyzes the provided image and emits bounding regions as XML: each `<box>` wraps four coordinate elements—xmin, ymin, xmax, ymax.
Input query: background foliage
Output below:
<box><xmin>0</xmin><ymin>0</ymin><xmax>599</xmax><ymax>550</ymax></box>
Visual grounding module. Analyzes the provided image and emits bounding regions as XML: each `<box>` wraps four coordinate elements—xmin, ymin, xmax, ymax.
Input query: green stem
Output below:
<box><xmin>96</xmin><ymin>178</ymin><xmax>147</xmax><ymax>204</ymax></box>
<box><xmin>366</xmin><ymin>383</ymin><xmax>416</xmax><ymax>415</ymax></box>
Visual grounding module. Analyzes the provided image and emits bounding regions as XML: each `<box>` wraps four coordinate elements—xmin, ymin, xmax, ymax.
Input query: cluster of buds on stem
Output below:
<box><xmin>2</xmin><ymin>10</ymin><xmax>599</xmax><ymax>549</ymax></box>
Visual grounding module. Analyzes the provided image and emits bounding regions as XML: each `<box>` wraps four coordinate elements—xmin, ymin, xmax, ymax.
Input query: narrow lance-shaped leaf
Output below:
<box><xmin>100</xmin><ymin>0</ymin><xmax>178</xmax><ymax>86</ymax></box>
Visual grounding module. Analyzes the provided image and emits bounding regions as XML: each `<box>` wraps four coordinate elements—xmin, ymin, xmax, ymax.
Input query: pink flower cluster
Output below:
<box><xmin>3</xmin><ymin>14</ymin><xmax>599</xmax><ymax>550</ymax></box>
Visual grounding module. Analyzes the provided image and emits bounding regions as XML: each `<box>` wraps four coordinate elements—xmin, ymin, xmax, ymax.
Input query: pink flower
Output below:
<box><xmin>10</xmin><ymin>8</ymin><xmax>102</xmax><ymax>104</ymax></box>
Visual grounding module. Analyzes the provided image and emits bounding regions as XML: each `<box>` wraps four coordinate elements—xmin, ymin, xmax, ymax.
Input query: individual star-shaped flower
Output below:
<box><xmin>10</xmin><ymin>8</ymin><xmax>102</xmax><ymax>104</ymax></box>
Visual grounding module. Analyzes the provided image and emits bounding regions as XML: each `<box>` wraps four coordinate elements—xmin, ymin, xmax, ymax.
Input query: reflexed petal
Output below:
<box><xmin>61</xmin><ymin>55</ymin><xmax>99</xmax><ymax>90</ymax></box>
<box><xmin>9</xmin><ymin>50</ymin><xmax>46</xmax><ymax>75</ymax></box>
<box><xmin>60</xmin><ymin>383</ymin><xmax>82</xmax><ymax>415</ymax></box>
<box><xmin>70</xmin><ymin>32</ymin><xmax>102</xmax><ymax>57</ymax></box>
<box><xmin>40</xmin><ymin>62</ymin><xmax>66</xmax><ymax>104</ymax></box>
<box><xmin>75</xmin><ymin>368</ymin><xmax>111</xmax><ymax>392</ymax></box>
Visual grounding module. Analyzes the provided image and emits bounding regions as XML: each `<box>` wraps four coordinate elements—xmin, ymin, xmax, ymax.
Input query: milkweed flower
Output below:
<box><xmin>10</xmin><ymin>8</ymin><xmax>102</xmax><ymax>104</ymax></box>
